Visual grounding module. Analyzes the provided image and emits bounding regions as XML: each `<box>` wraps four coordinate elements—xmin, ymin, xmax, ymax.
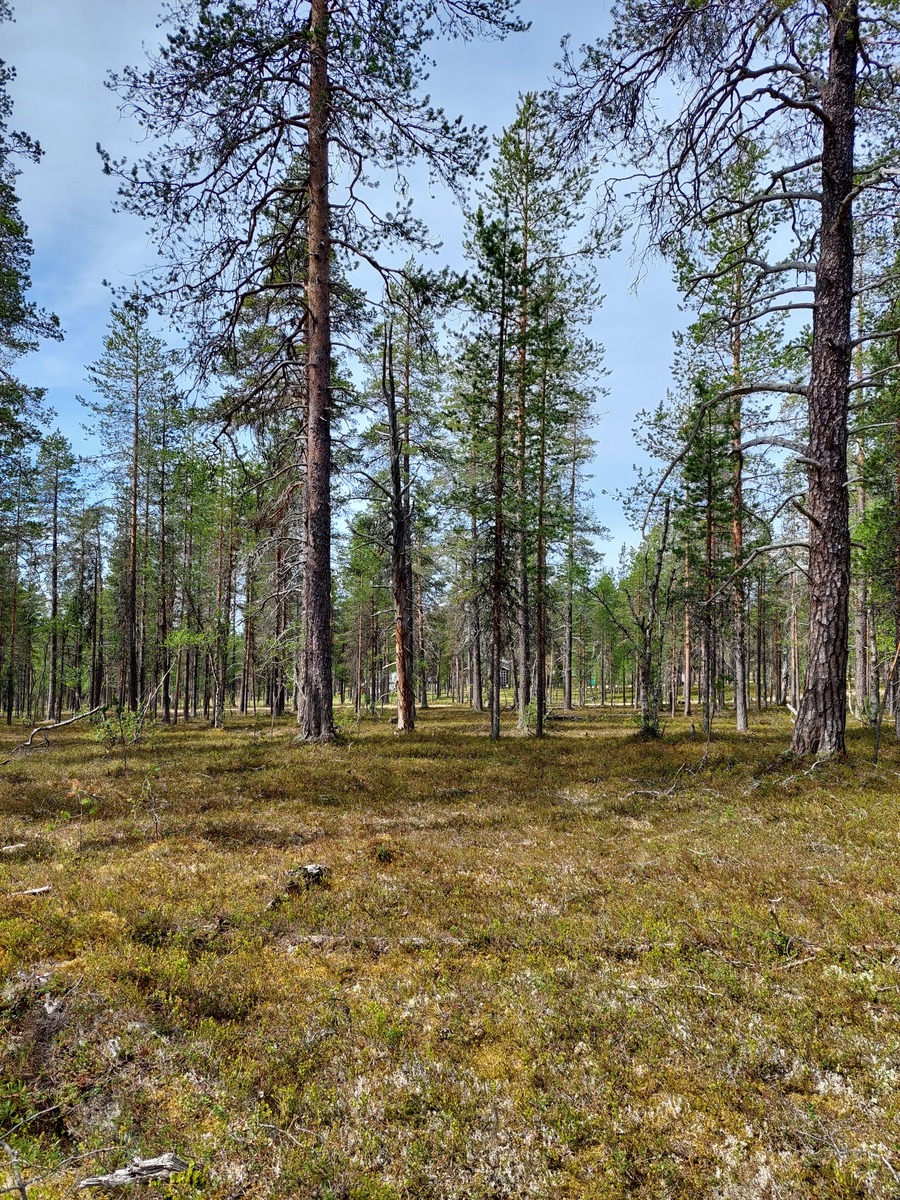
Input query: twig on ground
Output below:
<box><xmin>2</xmin><ymin>1108</ymin><xmax>61</xmax><ymax>1142</ymax></box>
<box><xmin>626</xmin><ymin>763</ymin><xmax>686</xmax><ymax>800</ymax></box>
<box><xmin>780</xmin><ymin>758</ymin><xmax>825</xmax><ymax>787</ymax></box>
<box><xmin>1</xmin><ymin>1140</ymin><xmax>28</xmax><ymax>1200</ymax></box>
<box><xmin>258</xmin><ymin>1122</ymin><xmax>316</xmax><ymax>1147</ymax></box>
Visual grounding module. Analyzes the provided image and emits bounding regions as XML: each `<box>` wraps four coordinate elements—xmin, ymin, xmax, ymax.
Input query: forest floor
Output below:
<box><xmin>0</xmin><ymin>704</ymin><xmax>898</xmax><ymax>1200</ymax></box>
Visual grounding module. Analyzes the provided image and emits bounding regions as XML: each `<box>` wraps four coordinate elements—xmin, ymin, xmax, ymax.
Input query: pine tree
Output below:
<box><xmin>555</xmin><ymin>0</ymin><xmax>900</xmax><ymax>755</ymax></box>
<box><xmin>36</xmin><ymin>432</ymin><xmax>78</xmax><ymax>719</ymax></box>
<box><xmin>103</xmin><ymin>0</ymin><xmax>526</xmax><ymax>743</ymax></box>
<box><xmin>486</xmin><ymin>93</ymin><xmax>599</xmax><ymax>730</ymax></box>
<box><xmin>0</xmin><ymin>2</ymin><xmax>61</xmax><ymax>448</ymax></box>
<box><xmin>80</xmin><ymin>301</ymin><xmax>176</xmax><ymax>712</ymax></box>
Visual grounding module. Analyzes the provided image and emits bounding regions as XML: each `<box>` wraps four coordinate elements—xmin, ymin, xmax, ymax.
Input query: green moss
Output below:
<box><xmin>0</xmin><ymin>707</ymin><xmax>898</xmax><ymax>1196</ymax></box>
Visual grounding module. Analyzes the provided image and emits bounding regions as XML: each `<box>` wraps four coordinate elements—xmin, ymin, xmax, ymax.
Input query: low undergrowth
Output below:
<box><xmin>0</xmin><ymin>705</ymin><xmax>898</xmax><ymax>1198</ymax></box>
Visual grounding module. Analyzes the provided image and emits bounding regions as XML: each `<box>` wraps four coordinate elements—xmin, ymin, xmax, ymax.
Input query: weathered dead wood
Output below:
<box><xmin>1</xmin><ymin>1138</ymin><xmax>28</xmax><ymax>1200</ymax></box>
<box><xmin>77</xmin><ymin>1154</ymin><xmax>189</xmax><ymax>1190</ymax></box>
<box><xmin>267</xmin><ymin>863</ymin><xmax>331</xmax><ymax>908</ymax></box>
<box><xmin>289</xmin><ymin>934</ymin><xmax>465</xmax><ymax>953</ymax></box>
<box><xmin>4</xmin><ymin>885</ymin><xmax>51</xmax><ymax>899</ymax></box>
<box><xmin>0</xmin><ymin>844</ymin><xmax>27</xmax><ymax>855</ymax></box>
<box><xmin>1</xmin><ymin>706</ymin><xmax>104</xmax><ymax>765</ymax></box>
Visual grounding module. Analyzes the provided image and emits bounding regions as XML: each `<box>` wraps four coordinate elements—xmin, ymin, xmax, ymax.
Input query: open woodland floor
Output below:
<box><xmin>0</xmin><ymin>705</ymin><xmax>898</xmax><ymax>1199</ymax></box>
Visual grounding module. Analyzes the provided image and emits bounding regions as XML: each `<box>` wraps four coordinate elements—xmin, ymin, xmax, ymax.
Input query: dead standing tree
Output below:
<box><xmin>554</xmin><ymin>0</ymin><xmax>900</xmax><ymax>756</ymax></box>
<box><xmin>103</xmin><ymin>0</ymin><xmax>526</xmax><ymax>742</ymax></box>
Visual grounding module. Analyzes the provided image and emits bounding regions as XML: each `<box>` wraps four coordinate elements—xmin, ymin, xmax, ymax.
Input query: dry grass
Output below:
<box><xmin>0</xmin><ymin>704</ymin><xmax>898</xmax><ymax>1198</ymax></box>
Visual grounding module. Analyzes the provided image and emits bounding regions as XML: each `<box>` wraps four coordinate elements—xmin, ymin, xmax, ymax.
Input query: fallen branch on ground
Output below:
<box><xmin>626</xmin><ymin>763</ymin><xmax>686</xmax><ymax>799</ymax></box>
<box><xmin>78</xmin><ymin>1154</ymin><xmax>189</xmax><ymax>1190</ymax></box>
<box><xmin>1</xmin><ymin>1139</ymin><xmax>28</xmax><ymax>1200</ymax></box>
<box><xmin>780</xmin><ymin>759</ymin><xmax>825</xmax><ymax>788</ymax></box>
<box><xmin>1</xmin><ymin>706</ymin><xmax>104</xmax><ymax>765</ymax></box>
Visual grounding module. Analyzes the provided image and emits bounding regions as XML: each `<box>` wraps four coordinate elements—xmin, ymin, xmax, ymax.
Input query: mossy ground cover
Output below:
<box><xmin>0</xmin><ymin>705</ymin><xmax>898</xmax><ymax>1198</ymax></box>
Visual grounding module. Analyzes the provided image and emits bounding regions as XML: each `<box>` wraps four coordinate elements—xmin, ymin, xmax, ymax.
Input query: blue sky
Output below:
<box><xmin>6</xmin><ymin>0</ymin><xmax>685</xmax><ymax>557</ymax></box>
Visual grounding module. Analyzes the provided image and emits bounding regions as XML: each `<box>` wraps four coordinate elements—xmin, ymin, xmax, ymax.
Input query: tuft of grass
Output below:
<box><xmin>0</xmin><ymin>706</ymin><xmax>898</xmax><ymax>1197</ymax></box>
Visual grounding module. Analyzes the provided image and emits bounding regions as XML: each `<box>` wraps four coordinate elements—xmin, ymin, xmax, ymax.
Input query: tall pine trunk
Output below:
<box><xmin>792</xmin><ymin>1</ymin><xmax>858</xmax><ymax>756</ymax></box>
<box><xmin>5</xmin><ymin>461</ymin><xmax>22</xmax><ymax>724</ymax></box>
<box><xmin>469</xmin><ymin>458</ymin><xmax>483</xmax><ymax>711</ymax></box>
<box><xmin>384</xmin><ymin>322</ymin><xmax>415</xmax><ymax>732</ymax></box>
<box><xmin>299</xmin><ymin>0</ymin><xmax>335</xmax><ymax>741</ymax></box>
<box><xmin>731</xmin><ymin>257</ymin><xmax>749</xmax><ymax>732</ymax></box>
<box><xmin>159</xmin><ymin>404</ymin><xmax>171</xmax><ymax>723</ymax></box>
<box><xmin>515</xmin><ymin>168</ymin><xmax>531</xmax><ymax>732</ymax></box>
<box><xmin>47</xmin><ymin>463</ymin><xmax>59</xmax><ymax>720</ymax></box>
<box><xmin>563</xmin><ymin>420</ymin><xmax>577</xmax><ymax>710</ymax></box>
<box><xmin>490</xmin><ymin>228</ymin><xmax>509</xmax><ymax>741</ymax></box>
<box><xmin>535</xmin><ymin>354</ymin><xmax>547</xmax><ymax>736</ymax></box>
<box><xmin>127</xmin><ymin>362</ymin><xmax>140</xmax><ymax>712</ymax></box>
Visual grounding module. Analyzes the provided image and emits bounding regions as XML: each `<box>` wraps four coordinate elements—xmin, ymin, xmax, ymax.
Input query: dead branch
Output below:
<box><xmin>1</xmin><ymin>706</ymin><xmax>104</xmax><ymax>766</ymax></box>
<box><xmin>77</xmin><ymin>1154</ymin><xmax>189</xmax><ymax>1190</ymax></box>
<box><xmin>705</xmin><ymin>542</ymin><xmax>810</xmax><ymax>603</ymax></box>
<box><xmin>640</xmin><ymin>382</ymin><xmax>808</xmax><ymax>533</ymax></box>
<box><xmin>735</xmin><ymin>435</ymin><xmax>821</xmax><ymax>468</ymax></box>
<box><xmin>1</xmin><ymin>1140</ymin><xmax>27</xmax><ymax>1200</ymax></box>
<box><xmin>780</xmin><ymin>758</ymin><xmax>825</xmax><ymax>787</ymax></box>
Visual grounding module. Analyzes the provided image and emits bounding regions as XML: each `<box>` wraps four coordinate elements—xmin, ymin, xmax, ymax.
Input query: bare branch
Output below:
<box><xmin>1</xmin><ymin>706</ymin><xmax>105</xmax><ymax>766</ymax></box>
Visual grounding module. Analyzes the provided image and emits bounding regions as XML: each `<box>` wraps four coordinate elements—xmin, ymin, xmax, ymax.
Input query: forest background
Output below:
<box><xmin>3</xmin><ymin>0</ymin><xmax>900</xmax><ymax>752</ymax></box>
<box><xmin>3</xmin><ymin>1</ymin><xmax>900</xmax><ymax>1197</ymax></box>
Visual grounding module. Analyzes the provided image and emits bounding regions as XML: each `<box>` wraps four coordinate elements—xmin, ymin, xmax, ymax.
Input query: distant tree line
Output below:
<box><xmin>4</xmin><ymin>1</ymin><xmax>900</xmax><ymax>757</ymax></box>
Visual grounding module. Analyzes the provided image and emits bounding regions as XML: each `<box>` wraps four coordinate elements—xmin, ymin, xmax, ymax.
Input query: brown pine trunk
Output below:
<box><xmin>47</xmin><ymin>463</ymin><xmax>59</xmax><ymax>720</ymax></box>
<box><xmin>563</xmin><ymin>419</ymin><xmax>577</xmax><ymax>710</ymax></box>
<box><xmin>490</xmin><ymin>226</ymin><xmax>509</xmax><ymax>741</ymax></box>
<box><xmin>384</xmin><ymin>322</ymin><xmax>415</xmax><ymax>732</ymax></box>
<box><xmin>789</xmin><ymin>569</ymin><xmax>800</xmax><ymax>710</ymax></box>
<box><xmin>159</xmin><ymin>406</ymin><xmax>171</xmax><ymax>723</ymax></box>
<box><xmin>127</xmin><ymin>361</ymin><xmax>140</xmax><ymax>713</ymax></box>
<box><xmin>90</xmin><ymin>522</ymin><xmax>103</xmax><ymax>709</ymax></box>
<box><xmin>140</xmin><ymin>460</ymin><xmax>151</xmax><ymax>707</ymax></box>
<box><xmin>240</xmin><ymin>567</ymin><xmax>254</xmax><ymax>715</ymax></box>
<box><xmin>731</xmin><ymin>265</ymin><xmax>749</xmax><ymax>732</ymax></box>
<box><xmin>853</xmin><ymin>257</ymin><xmax>869</xmax><ymax>719</ymax></box>
<box><xmin>683</xmin><ymin>541</ymin><xmax>692</xmax><ymax>717</ymax></box>
<box><xmin>5</xmin><ymin>462</ymin><xmax>22</xmax><ymax>724</ymax></box>
<box><xmin>469</xmin><ymin>504</ymin><xmax>483</xmax><ymax>711</ymax></box>
<box><xmin>702</xmin><ymin>434</ymin><xmax>714</xmax><ymax>736</ymax></box>
<box><xmin>791</xmin><ymin>1</ymin><xmax>858</xmax><ymax>756</ymax></box>
<box><xmin>299</xmin><ymin>0</ymin><xmax>335</xmax><ymax>741</ymax></box>
<box><xmin>516</xmin><ymin>165</ymin><xmax>531</xmax><ymax>732</ymax></box>
<box><xmin>535</xmin><ymin>348</ymin><xmax>548</xmax><ymax>737</ymax></box>
<box><xmin>416</xmin><ymin>566</ymin><xmax>428</xmax><ymax>709</ymax></box>
<box><xmin>401</xmin><ymin>321</ymin><xmax>417</xmax><ymax>720</ymax></box>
